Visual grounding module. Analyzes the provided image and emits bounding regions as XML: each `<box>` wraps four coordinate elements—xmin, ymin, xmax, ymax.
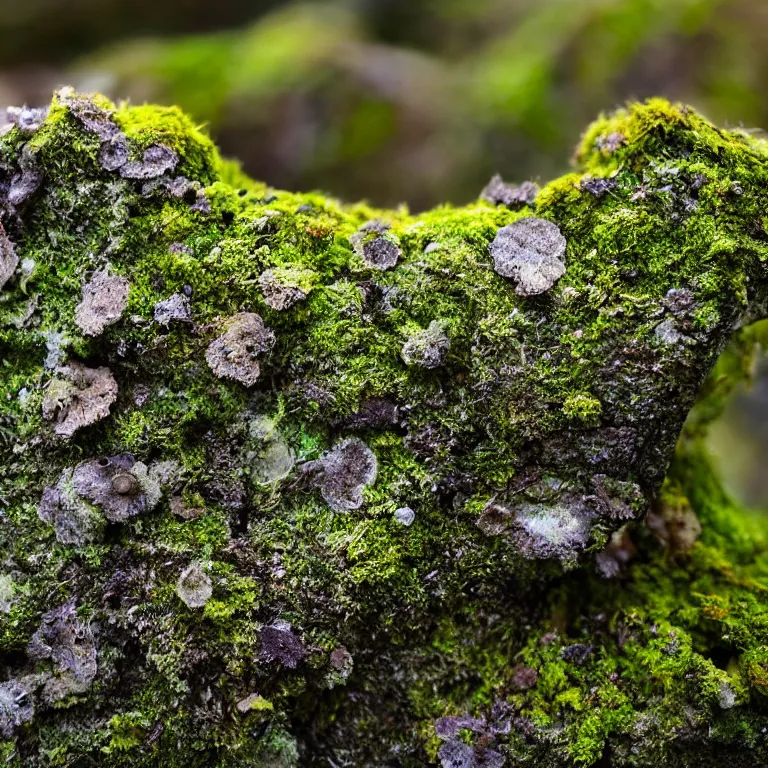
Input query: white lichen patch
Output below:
<box><xmin>75</xmin><ymin>269</ymin><xmax>130</xmax><ymax>336</ymax></box>
<box><xmin>718</xmin><ymin>680</ymin><xmax>737</xmax><ymax>710</ymax></box>
<box><xmin>43</xmin><ymin>330</ymin><xmax>69</xmax><ymax>370</ymax></box>
<box><xmin>514</xmin><ymin>503</ymin><xmax>592</xmax><ymax>561</ymax></box>
<box><xmin>205</xmin><ymin>313</ymin><xmax>275</xmax><ymax>387</ymax></box>
<box><xmin>42</xmin><ymin>363</ymin><xmax>118</xmax><ymax>438</ymax></box>
<box><xmin>6</xmin><ymin>104</ymin><xmax>48</xmax><ymax>134</ymax></box>
<box><xmin>401</xmin><ymin>321</ymin><xmax>451</xmax><ymax>369</ymax></box>
<box><xmin>490</xmin><ymin>217</ymin><xmax>567</xmax><ymax>296</ymax></box>
<box><xmin>654</xmin><ymin>318</ymin><xmax>687</xmax><ymax>345</ymax></box>
<box><xmin>477</xmin><ymin>499</ymin><xmax>592</xmax><ymax>563</ymax></box>
<box><xmin>176</xmin><ymin>563</ymin><xmax>213</xmax><ymax>609</ymax></box>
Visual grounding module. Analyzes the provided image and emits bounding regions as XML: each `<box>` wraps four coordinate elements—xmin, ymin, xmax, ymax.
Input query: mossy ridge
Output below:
<box><xmin>1</xmin><ymin>90</ymin><xmax>768</xmax><ymax>765</ymax></box>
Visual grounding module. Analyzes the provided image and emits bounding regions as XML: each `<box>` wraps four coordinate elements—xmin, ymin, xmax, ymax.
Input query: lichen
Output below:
<box><xmin>2</xmin><ymin>89</ymin><xmax>768</xmax><ymax>765</ymax></box>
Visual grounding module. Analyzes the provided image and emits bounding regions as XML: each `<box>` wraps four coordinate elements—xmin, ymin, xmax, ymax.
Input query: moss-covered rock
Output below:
<box><xmin>1</xmin><ymin>89</ymin><xmax>768</xmax><ymax>766</ymax></box>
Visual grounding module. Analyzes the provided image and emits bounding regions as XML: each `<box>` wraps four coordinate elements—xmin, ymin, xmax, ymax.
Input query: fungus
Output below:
<box><xmin>306</xmin><ymin>437</ymin><xmax>378</xmax><ymax>512</ymax></box>
<box><xmin>0</xmin><ymin>680</ymin><xmax>34</xmax><ymax>738</ymax></box>
<box><xmin>0</xmin><ymin>221</ymin><xmax>18</xmax><ymax>291</ymax></box>
<box><xmin>480</xmin><ymin>175</ymin><xmax>538</xmax><ymax>208</ymax></box>
<box><xmin>71</xmin><ymin>454</ymin><xmax>147</xmax><ymax>522</ymax></box>
<box><xmin>42</xmin><ymin>363</ymin><xmax>118</xmax><ymax>437</ymax></box>
<box><xmin>259</xmin><ymin>621</ymin><xmax>306</xmax><ymax>668</ymax></box>
<box><xmin>205</xmin><ymin>312</ymin><xmax>275</xmax><ymax>387</ymax></box>
<box><xmin>176</xmin><ymin>563</ymin><xmax>213</xmax><ymax>608</ymax></box>
<box><xmin>490</xmin><ymin>217</ymin><xmax>567</xmax><ymax>296</ymax></box>
<box><xmin>74</xmin><ymin>269</ymin><xmax>130</xmax><ymax>336</ymax></box>
<box><xmin>394</xmin><ymin>507</ymin><xmax>415</xmax><ymax>526</ymax></box>
<box><xmin>401</xmin><ymin>321</ymin><xmax>450</xmax><ymax>369</ymax></box>
<box><xmin>120</xmin><ymin>144</ymin><xmax>178</xmax><ymax>180</ymax></box>
<box><xmin>154</xmin><ymin>292</ymin><xmax>193</xmax><ymax>326</ymax></box>
<box><xmin>350</xmin><ymin>220</ymin><xmax>401</xmax><ymax>270</ymax></box>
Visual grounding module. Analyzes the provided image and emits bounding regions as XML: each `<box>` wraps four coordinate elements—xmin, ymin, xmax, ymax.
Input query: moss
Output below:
<box><xmin>2</xmin><ymin>90</ymin><xmax>768</xmax><ymax>765</ymax></box>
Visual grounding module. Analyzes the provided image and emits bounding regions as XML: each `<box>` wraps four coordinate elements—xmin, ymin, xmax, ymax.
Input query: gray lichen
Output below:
<box><xmin>490</xmin><ymin>217</ymin><xmax>567</xmax><ymax>295</ymax></box>
<box><xmin>41</xmin><ymin>363</ymin><xmax>118</xmax><ymax>437</ymax></box>
<box><xmin>258</xmin><ymin>267</ymin><xmax>314</xmax><ymax>310</ymax></box>
<box><xmin>481</xmin><ymin>174</ymin><xmax>539</xmax><ymax>208</ymax></box>
<box><xmin>27</xmin><ymin>601</ymin><xmax>98</xmax><ymax>703</ymax></box>
<box><xmin>120</xmin><ymin>144</ymin><xmax>178</xmax><ymax>180</ymax></box>
<box><xmin>401</xmin><ymin>321</ymin><xmax>451</xmax><ymax>368</ymax></box>
<box><xmin>0</xmin><ymin>680</ymin><xmax>34</xmax><ymax>739</ymax></box>
<box><xmin>37</xmin><ymin>468</ymin><xmax>105</xmax><ymax>545</ymax></box>
<box><xmin>176</xmin><ymin>563</ymin><xmax>213</xmax><ymax>608</ymax></box>
<box><xmin>74</xmin><ymin>268</ymin><xmax>131</xmax><ymax>336</ymax></box>
<box><xmin>304</xmin><ymin>437</ymin><xmax>378</xmax><ymax>512</ymax></box>
<box><xmin>350</xmin><ymin>220</ymin><xmax>402</xmax><ymax>270</ymax></box>
<box><xmin>205</xmin><ymin>312</ymin><xmax>275</xmax><ymax>386</ymax></box>
<box><xmin>0</xmin><ymin>222</ymin><xmax>18</xmax><ymax>290</ymax></box>
<box><xmin>154</xmin><ymin>292</ymin><xmax>193</xmax><ymax>326</ymax></box>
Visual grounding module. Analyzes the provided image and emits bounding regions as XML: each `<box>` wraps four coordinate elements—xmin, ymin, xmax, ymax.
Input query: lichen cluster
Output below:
<box><xmin>1</xmin><ymin>90</ymin><xmax>768</xmax><ymax>766</ymax></box>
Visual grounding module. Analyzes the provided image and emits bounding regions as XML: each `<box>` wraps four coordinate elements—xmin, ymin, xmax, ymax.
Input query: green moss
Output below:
<box><xmin>3</xmin><ymin>90</ymin><xmax>768</xmax><ymax>765</ymax></box>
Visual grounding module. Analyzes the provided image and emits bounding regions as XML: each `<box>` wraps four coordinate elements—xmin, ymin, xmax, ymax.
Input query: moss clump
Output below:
<box><xmin>1</xmin><ymin>90</ymin><xmax>768</xmax><ymax>765</ymax></box>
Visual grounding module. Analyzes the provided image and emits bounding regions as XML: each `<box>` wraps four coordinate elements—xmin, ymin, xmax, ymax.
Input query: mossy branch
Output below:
<box><xmin>1</xmin><ymin>90</ymin><xmax>768</xmax><ymax>767</ymax></box>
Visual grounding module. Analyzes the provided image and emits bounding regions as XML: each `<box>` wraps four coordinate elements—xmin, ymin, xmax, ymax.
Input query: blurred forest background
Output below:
<box><xmin>1</xmin><ymin>0</ymin><xmax>767</xmax><ymax>503</ymax></box>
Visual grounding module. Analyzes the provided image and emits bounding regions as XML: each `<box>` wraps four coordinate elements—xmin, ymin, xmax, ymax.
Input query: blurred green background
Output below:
<box><xmin>2</xmin><ymin>0</ymin><xmax>767</xmax><ymax>502</ymax></box>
